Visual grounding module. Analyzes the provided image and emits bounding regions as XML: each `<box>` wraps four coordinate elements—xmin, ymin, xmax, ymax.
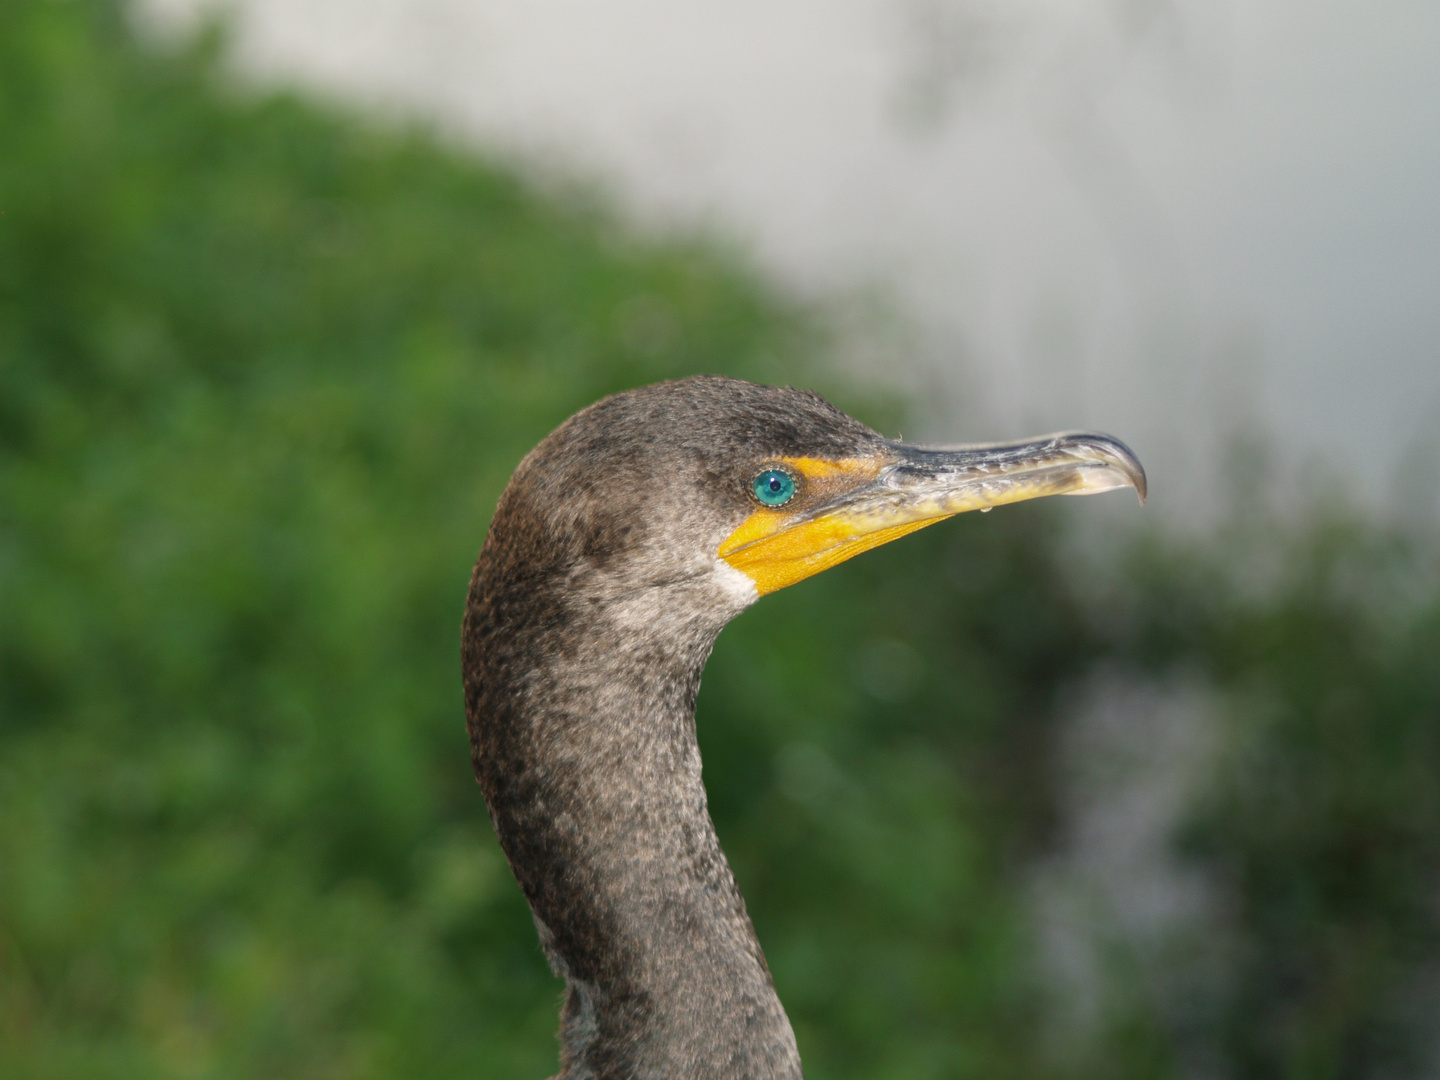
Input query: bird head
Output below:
<box><xmin>486</xmin><ymin>376</ymin><xmax>1145</xmax><ymax>626</ymax></box>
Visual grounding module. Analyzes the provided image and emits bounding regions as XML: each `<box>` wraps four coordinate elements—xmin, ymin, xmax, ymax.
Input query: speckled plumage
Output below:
<box><xmin>463</xmin><ymin>377</ymin><xmax>885</xmax><ymax>1079</ymax></box>
<box><xmin>461</xmin><ymin>376</ymin><xmax>1146</xmax><ymax>1080</ymax></box>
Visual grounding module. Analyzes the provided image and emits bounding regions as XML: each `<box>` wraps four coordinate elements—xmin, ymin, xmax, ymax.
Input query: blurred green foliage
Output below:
<box><xmin>1124</xmin><ymin>521</ymin><xmax>1440</xmax><ymax>1080</ymax></box>
<box><xmin>1</xmin><ymin>2</ymin><xmax>1437</xmax><ymax>1078</ymax></box>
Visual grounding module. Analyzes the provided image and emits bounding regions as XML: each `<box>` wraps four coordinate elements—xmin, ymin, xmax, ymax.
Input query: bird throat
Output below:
<box><xmin>463</xmin><ymin>554</ymin><xmax>802</xmax><ymax>1079</ymax></box>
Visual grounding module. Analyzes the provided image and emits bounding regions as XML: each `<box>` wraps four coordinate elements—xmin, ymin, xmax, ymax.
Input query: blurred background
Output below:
<box><xmin>1</xmin><ymin>0</ymin><xmax>1437</xmax><ymax>1077</ymax></box>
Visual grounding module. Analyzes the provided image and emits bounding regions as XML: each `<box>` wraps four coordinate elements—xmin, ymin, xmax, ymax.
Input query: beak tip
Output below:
<box><xmin>1090</xmin><ymin>432</ymin><xmax>1146</xmax><ymax>508</ymax></box>
<box><xmin>1133</xmin><ymin>468</ymin><xmax>1148</xmax><ymax>507</ymax></box>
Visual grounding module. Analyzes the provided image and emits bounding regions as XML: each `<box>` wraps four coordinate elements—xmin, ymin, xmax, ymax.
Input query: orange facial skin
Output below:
<box><xmin>719</xmin><ymin>455</ymin><xmax>951</xmax><ymax>596</ymax></box>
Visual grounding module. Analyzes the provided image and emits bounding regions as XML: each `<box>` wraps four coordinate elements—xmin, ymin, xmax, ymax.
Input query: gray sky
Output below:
<box><xmin>143</xmin><ymin>0</ymin><xmax>1440</xmax><ymax>523</ymax></box>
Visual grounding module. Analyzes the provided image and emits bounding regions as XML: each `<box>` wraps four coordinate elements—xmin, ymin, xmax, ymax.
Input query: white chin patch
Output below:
<box><xmin>713</xmin><ymin>557</ymin><xmax>760</xmax><ymax>610</ymax></box>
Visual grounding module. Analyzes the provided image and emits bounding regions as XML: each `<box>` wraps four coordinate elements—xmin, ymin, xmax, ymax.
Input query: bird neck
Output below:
<box><xmin>464</xmin><ymin>566</ymin><xmax>801</xmax><ymax>1079</ymax></box>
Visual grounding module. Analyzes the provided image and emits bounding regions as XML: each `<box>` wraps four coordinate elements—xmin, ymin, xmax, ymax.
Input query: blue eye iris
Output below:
<box><xmin>752</xmin><ymin>469</ymin><xmax>796</xmax><ymax>507</ymax></box>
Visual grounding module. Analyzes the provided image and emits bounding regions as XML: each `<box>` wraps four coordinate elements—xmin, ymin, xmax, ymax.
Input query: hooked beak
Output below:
<box><xmin>720</xmin><ymin>432</ymin><xmax>1146</xmax><ymax>595</ymax></box>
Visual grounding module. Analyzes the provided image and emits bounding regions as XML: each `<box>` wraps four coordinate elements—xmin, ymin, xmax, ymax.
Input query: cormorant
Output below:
<box><xmin>462</xmin><ymin>376</ymin><xmax>1145</xmax><ymax>1079</ymax></box>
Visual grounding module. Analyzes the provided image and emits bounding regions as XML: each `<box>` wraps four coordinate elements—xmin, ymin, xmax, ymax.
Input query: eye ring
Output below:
<box><xmin>752</xmin><ymin>468</ymin><xmax>797</xmax><ymax>507</ymax></box>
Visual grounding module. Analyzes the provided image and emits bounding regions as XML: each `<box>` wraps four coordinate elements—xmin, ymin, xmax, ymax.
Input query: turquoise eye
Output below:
<box><xmin>752</xmin><ymin>469</ymin><xmax>796</xmax><ymax>507</ymax></box>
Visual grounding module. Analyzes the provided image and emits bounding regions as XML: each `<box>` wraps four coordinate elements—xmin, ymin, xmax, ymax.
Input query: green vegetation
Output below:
<box><xmin>2</xmin><ymin>2</ymin><xmax>1437</xmax><ymax>1077</ymax></box>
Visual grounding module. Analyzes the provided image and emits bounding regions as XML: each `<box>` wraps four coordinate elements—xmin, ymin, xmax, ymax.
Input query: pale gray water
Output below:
<box><xmin>141</xmin><ymin>0</ymin><xmax>1440</xmax><ymax>523</ymax></box>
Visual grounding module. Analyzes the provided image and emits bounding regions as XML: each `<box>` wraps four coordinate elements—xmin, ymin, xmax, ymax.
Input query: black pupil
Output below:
<box><xmin>767</xmin><ymin>477</ymin><xmax>782</xmax><ymax>492</ymax></box>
